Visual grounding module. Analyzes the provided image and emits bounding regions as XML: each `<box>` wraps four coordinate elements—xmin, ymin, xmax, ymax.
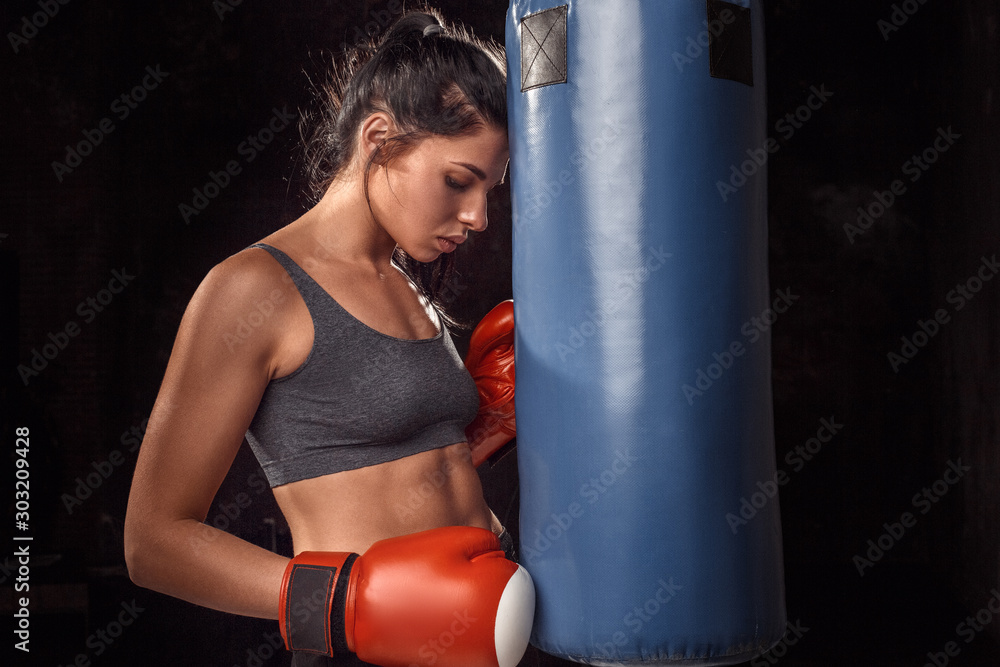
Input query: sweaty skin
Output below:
<box><xmin>124</xmin><ymin>119</ymin><xmax>510</xmax><ymax>620</ymax></box>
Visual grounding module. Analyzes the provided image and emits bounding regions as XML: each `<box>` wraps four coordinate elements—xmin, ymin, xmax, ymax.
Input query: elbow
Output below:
<box><xmin>123</xmin><ymin>535</ymin><xmax>146</xmax><ymax>589</ymax></box>
<box><xmin>124</xmin><ymin>514</ymin><xmax>202</xmax><ymax>591</ymax></box>
<box><xmin>123</xmin><ymin>516</ymin><xmax>155</xmax><ymax>589</ymax></box>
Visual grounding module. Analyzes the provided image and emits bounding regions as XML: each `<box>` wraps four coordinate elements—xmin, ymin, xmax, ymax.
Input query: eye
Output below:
<box><xmin>446</xmin><ymin>175</ymin><xmax>467</xmax><ymax>191</ymax></box>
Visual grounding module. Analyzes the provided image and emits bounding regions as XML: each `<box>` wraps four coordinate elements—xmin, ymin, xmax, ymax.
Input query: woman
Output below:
<box><xmin>124</xmin><ymin>8</ymin><xmax>530</xmax><ymax>667</ymax></box>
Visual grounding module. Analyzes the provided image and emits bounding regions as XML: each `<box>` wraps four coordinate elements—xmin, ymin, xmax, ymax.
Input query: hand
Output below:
<box><xmin>279</xmin><ymin>526</ymin><xmax>535</xmax><ymax>667</ymax></box>
<box><xmin>464</xmin><ymin>300</ymin><xmax>516</xmax><ymax>467</ymax></box>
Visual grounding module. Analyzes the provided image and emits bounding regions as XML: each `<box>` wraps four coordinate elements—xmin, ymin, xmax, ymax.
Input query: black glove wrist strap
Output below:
<box><xmin>282</xmin><ymin>552</ymin><xmax>359</xmax><ymax>656</ymax></box>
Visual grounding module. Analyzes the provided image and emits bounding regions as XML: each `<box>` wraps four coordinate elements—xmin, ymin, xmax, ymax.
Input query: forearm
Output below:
<box><xmin>126</xmin><ymin>517</ymin><xmax>288</xmax><ymax>620</ymax></box>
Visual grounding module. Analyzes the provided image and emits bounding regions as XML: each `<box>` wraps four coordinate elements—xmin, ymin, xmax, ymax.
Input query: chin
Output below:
<box><xmin>402</xmin><ymin>248</ymin><xmax>442</xmax><ymax>264</ymax></box>
<box><xmin>407</xmin><ymin>247</ymin><xmax>444</xmax><ymax>264</ymax></box>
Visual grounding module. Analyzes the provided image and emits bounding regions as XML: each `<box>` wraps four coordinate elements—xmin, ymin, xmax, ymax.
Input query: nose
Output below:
<box><xmin>458</xmin><ymin>193</ymin><xmax>489</xmax><ymax>233</ymax></box>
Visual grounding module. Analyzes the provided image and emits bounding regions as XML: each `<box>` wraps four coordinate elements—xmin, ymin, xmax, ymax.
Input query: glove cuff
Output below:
<box><xmin>279</xmin><ymin>551</ymin><xmax>358</xmax><ymax>656</ymax></box>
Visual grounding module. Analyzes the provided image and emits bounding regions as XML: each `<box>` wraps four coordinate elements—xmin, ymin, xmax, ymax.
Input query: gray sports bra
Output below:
<box><xmin>244</xmin><ymin>243</ymin><xmax>479</xmax><ymax>487</ymax></box>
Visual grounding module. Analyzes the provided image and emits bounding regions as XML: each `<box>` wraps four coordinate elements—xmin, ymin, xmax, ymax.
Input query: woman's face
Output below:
<box><xmin>370</xmin><ymin>125</ymin><xmax>510</xmax><ymax>263</ymax></box>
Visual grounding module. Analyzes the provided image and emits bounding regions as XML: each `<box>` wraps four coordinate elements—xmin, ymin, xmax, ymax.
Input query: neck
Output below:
<box><xmin>297</xmin><ymin>172</ymin><xmax>398</xmax><ymax>273</ymax></box>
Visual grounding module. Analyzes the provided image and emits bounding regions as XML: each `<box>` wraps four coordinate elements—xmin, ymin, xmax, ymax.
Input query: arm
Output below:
<box><xmin>124</xmin><ymin>253</ymin><xmax>291</xmax><ymax>619</ymax></box>
<box><xmin>125</xmin><ymin>260</ymin><xmax>535</xmax><ymax>662</ymax></box>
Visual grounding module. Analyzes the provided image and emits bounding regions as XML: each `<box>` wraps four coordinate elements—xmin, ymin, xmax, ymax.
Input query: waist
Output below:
<box><xmin>273</xmin><ymin>442</ymin><xmax>498</xmax><ymax>554</ymax></box>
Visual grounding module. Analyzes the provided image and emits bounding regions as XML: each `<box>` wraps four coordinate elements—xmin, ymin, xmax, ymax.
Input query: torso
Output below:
<box><xmin>273</xmin><ymin>443</ymin><xmax>497</xmax><ymax>554</ymax></box>
<box><xmin>247</xmin><ymin>227</ymin><xmax>498</xmax><ymax>555</ymax></box>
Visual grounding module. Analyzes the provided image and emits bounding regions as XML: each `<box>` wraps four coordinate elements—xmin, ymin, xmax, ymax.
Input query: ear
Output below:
<box><xmin>358</xmin><ymin>112</ymin><xmax>394</xmax><ymax>165</ymax></box>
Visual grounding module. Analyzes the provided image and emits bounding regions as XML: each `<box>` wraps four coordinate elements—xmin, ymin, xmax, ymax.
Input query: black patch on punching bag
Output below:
<box><xmin>521</xmin><ymin>6</ymin><xmax>568</xmax><ymax>91</ymax></box>
<box><xmin>708</xmin><ymin>0</ymin><xmax>753</xmax><ymax>86</ymax></box>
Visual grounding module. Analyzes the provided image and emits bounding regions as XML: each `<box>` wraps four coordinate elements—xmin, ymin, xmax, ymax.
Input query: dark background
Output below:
<box><xmin>3</xmin><ymin>0</ymin><xmax>999</xmax><ymax>665</ymax></box>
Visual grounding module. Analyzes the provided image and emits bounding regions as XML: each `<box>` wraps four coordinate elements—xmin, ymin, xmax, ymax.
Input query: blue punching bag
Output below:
<box><xmin>508</xmin><ymin>1</ymin><xmax>786</xmax><ymax>664</ymax></box>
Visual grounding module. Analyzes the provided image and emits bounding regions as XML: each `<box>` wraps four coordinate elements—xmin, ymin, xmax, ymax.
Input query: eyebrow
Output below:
<box><xmin>451</xmin><ymin>161</ymin><xmax>508</xmax><ymax>187</ymax></box>
<box><xmin>451</xmin><ymin>161</ymin><xmax>488</xmax><ymax>180</ymax></box>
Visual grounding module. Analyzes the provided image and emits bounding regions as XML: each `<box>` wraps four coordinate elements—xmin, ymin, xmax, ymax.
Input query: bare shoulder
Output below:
<box><xmin>197</xmin><ymin>245</ymin><xmax>292</xmax><ymax>306</ymax></box>
<box><xmin>174</xmin><ymin>245</ymin><xmax>303</xmax><ymax>369</ymax></box>
<box><xmin>193</xmin><ymin>245</ymin><xmax>298</xmax><ymax>320</ymax></box>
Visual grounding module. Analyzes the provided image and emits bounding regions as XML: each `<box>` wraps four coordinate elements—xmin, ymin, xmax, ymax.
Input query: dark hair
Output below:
<box><xmin>300</xmin><ymin>7</ymin><xmax>507</xmax><ymax>324</ymax></box>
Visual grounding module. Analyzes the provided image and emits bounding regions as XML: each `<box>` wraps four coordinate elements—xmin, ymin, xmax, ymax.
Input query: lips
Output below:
<box><xmin>438</xmin><ymin>235</ymin><xmax>466</xmax><ymax>253</ymax></box>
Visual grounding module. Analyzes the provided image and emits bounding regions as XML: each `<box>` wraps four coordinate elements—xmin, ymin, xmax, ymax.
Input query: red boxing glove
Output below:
<box><xmin>279</xmin><ymin>526</ymin><xmax>535</xmax><ymax>667</ymax></box>
<box><xmin>464</xmin><ymin>300</ymin><xmax>516</xmax><ymax>467</ymax></box>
